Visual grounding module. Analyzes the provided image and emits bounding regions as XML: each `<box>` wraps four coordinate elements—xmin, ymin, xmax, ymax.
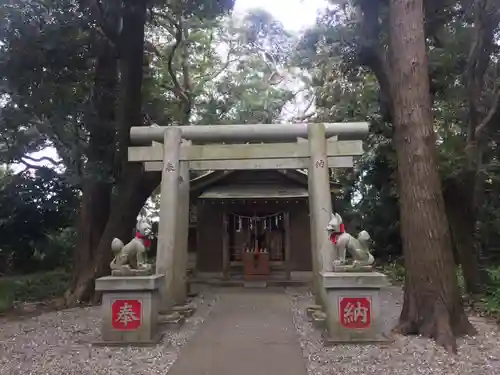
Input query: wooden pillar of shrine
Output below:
<box><xmin>222</xmin><ymin>210</ymin><xmax>230</xmax><ymax>280</ymax></box>
<box><xmin>284</xmin><ymin>211</ymin><xmax>292</xmax><ymax>280</ymax></box>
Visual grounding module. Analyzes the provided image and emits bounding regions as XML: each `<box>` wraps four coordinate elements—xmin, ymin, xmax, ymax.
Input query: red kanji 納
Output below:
<box><xmin>339</xmin><ymin>297</ymin><xmax>371</xmax><ymax>329</ymax></box>
<box><xmin>111</xmin><ymin>299</ymin><xmax>142</xmax><ymax>330</ymax></box>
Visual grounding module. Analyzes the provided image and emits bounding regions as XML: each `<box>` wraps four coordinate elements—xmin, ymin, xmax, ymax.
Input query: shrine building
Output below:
<box><xmin>187</xmin><ymin>169</ymin><xmax>341</xmax><ymax>283</ymax></box>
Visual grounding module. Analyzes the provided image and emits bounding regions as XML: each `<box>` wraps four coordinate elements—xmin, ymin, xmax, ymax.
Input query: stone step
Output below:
<box><xmin>244</xmin><ymin>281</ymin><xmax>267</xmax><ymax>288</ymax></box>
<box><xmin>172</xmin><ymin>304</ymin><xmax>197</xmax><ymax>318</ymax></box>
<box><xmin>158</xmin><ymin>312</ymin><xmax>185</xmax><ymax>329</ymax></box>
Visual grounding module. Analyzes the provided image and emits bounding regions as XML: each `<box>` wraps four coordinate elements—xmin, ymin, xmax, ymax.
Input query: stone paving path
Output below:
<box><xmin>168</xmin><ymin>287</ymin><xmax>308</xmax><ymax>375</ymax></box>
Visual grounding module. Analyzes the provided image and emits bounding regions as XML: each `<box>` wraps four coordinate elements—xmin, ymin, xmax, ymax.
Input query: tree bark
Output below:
<box><xmin>65</xmin><ymin>174</ymin><xmax>159</xmax><ymax>305</ymax></box>
<box><xmin>388</xmin><ymin>0</ymin><xmax>475</xmax><ymax>352</ymax></box>
<box><xmin>443</xmin><ymin>176</ymin><xmax>487</xmax><ymax>295</ymax></box>
<box><xmin>65</xmin><ymin>5</ymin><xmax>118</xmax><ymax>304</ymax></box>
<box><xmin>67</xmin><ymin>182</ymin><xmax>112</xmax><ymax>303</ymax></box>
<box><xmin>65</xmin><ymin>0</ymin><xmax>161</xmax><ymax>304</ymax></box>
<box><xmin>358</xmin><ymin>0</ymin><xmax>494</xmax><ymax>296</ymax></box>
<box><xmin>448</xmin><ymin>0</ymin><xmax>500</xmax><ymax>295</ymax></box>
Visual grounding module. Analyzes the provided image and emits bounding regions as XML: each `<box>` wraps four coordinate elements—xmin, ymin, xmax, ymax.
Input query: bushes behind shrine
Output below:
<box><xmin>380</xmin><ymin>262</ymin><xmax>500</xmax><ymax>321</ymax></box>
<box><xmin>0</xmin><ymin>167</ymin><xmax>79</xmax><ymax>276</ymax></box>
<box><xmin>478</xmin><ymin>267</ymin><xmax>500</xmax><ymax>319</ymax></box>
<box><xmin>0</xmin><ymin>270</ymin><xmax>70</xmax><ymax>313</ymax></box>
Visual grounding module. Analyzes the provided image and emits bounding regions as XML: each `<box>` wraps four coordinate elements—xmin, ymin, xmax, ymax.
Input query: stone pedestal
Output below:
<box><xmin>321</xmin><ymin>271</ymin><xmax>390</xmax><ymax>344</ymax></box>
<box><xmin>94</xmin><ymin>275</ymin><xmax>164</xmax><ymax>346</ymax></box>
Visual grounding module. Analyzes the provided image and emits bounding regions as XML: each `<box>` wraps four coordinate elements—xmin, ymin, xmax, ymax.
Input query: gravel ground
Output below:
<box><xmin>3</xmin><ymin>286</ymin><xmax>499</xmax><ymax>375</ymax></box>
<box><xmin>287</xmin><ymin>286</ymin><xmax>500</xmax><ymax>375</ymax></box>
<box><xmin>0</xmin><ymin>288</ymin><xmax>219</xmax><ymax>375</ymax></box>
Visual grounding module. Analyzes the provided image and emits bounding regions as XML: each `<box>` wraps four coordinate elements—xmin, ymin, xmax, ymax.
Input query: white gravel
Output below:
<box><xmin>0</xmin><ymin>288</ymin><xmax>219</xmax><ymax>375</ymax></box>
<box><xmin>287</xmin><ymin>286</ymin><xmax>500</xmax><ymax>375</ymax></box>
<box><xmin>3</xmin><ymin>285</ymin><xmax>499</xmax><ymax>375</ymax></box>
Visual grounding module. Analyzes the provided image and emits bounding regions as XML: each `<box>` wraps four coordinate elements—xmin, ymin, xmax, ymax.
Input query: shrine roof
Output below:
<box><xmin>190</xmin><ymin>170</ymin><xmax>342</xmax><ymax>193</ymax></box>
<box><xmin>198</xmin><ymin>184</ymin><xmax>309</xmax><ymax>199</ymax></box>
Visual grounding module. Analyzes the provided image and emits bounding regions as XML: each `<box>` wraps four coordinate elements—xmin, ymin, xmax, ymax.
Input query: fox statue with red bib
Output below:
<box><xmin>110</xmin><ymin>220</ymin><xmax>153</xmax><ymax>276</ymax></box>
<box><xmin>326</xmin><ymin>212</ymin><xmax>374</xmax><ymax>270</ymax></box>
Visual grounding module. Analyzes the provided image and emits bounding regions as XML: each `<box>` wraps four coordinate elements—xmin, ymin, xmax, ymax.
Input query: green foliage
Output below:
<box><xmin>35</xmin><ymin>227</ymin><xmax>77</xmax><ymax>272</ymax></box>
<box><xmin>296</xmin><ymin>9</ymin><xmax>402</xmax><ymax>258</ymax></box>
<box><xmin>0</xmin><ymin>270</ymin><xmax>70</xmax><ymax>312</ymax></box>
<box><xmin>3</xmin><ymin>0</ymin><xmax>499</xmax><ymax>316</ymax></box>
<box><xmin>379</xmin><ymin>262</ymin><xmax>405</xmax><ymax>284</ymax></box>
<box><xmin>0</xmin><ymin>167</ymin><xmax>78</xmax><ymax>274</ymax></box>
<box><xmin>380</xmin><ymin>263</ymin><xmax>500</xmax><ymax>320</ymax></box>
<box><xmin>0</xmin><ymin>0</ymin><xmax>94</xmax><ymax>178</ymax></box>
<box><xmin>479</xmin><ymin>268</ymin><xmax>500</xmax><ymax>317</ymax></box>
<box><xmin>150</xmin><ymin>9</ymin><xmax>306</xmax><ymax>126</ymax></box>
<box><xmin>297</xmin><ymin>0</ymin><xmax>500</xmax><ymax>270</ymax></box>
<box><xmin>382</xmin><ymin>264</ymin><xmax>468</xmax><ymax>291</ymax></box>
<box><xmin>0</xmin><ymin>0</ymin><xmax>300</xmax><ymax>280</ymax></box>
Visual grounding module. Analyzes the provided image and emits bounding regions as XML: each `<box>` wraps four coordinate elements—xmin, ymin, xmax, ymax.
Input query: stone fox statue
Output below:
<box><xmin>326</xmin><ymin>212</ymin><xmax>374</xmax><ymax>268</ymax></box>
<box><xmin>110</xmin><ymin>220</ymin><xmax>153</xmax><ymax>276</ymax></box>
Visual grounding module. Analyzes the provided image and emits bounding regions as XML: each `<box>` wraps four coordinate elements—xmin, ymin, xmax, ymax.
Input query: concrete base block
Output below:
<box><xmin>321</xmin><ymin>271</ymin><xmax>390</xmax><ymax>343</ymax></box>
<box><xmin>311</xmin><ymin>311</ymin><xmax>327</xmax><ymax>330</ymax></box>
<box><xmin>92</xmin><ymin>333</ymin><xmax>164</xmax><ymax>347</ymax></box>
<box><xmin>322</xmin><ymin>332</ymin><xmax>393</xmax><ymax>345</ymax></box>
<box><xmin>172</xmin><ymin>304</ymin><xmax>196</xmax><ymax>318</ymax></box>
<box><xmin>159</xmin><ymin>312</ymin><xmax>186</xmax><ymax>329</ymax></box>
<box><xmin>95</xmin><ymin>275</ymin><xmax>164</xmax><ymax>345</ymax></box>
<box><xmin>306</xmin><ymin>304</ymin><xmax>323</xmax><ymax>319</ymax></box>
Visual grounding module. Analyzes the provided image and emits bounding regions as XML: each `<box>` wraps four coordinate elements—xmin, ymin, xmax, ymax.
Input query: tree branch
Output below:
<box><xmin>166</xmin><ymin>15</ymin><xmax>190</xmax><ymax>112</ymax></box>
<box><xmin>193</xmin><ymin>41</ymin><xmax>238</xmax><ymax>88</ymax></box>
<box><xmin>464</xmin><ymin>0</ymin><xmax>498</xmax><ymax>139</ymax></box>
<box><xmin>144</xmin><ymin>40</ymin><xmax>161</xmax><ymax>58</ymax></box>
<box><xmin>151</xmin><ymin>11</ymin><xmax>178</xmax><ymax>35</ymax></box>
<box><xmin>180</xmin><ymin>18</ymin><xmax>192</xmax><ymax>124</ymax></box>
<box><xmin>16</xmin><ymin>161</ymin><xmax>39</xmax><ymax>174</ymax></box>
<box><xmin>294</xmin><ymin>94</ymin><xmax>316</xmax><ymax>121</ymax></box>
<box><xmin>424</xmin><ymin>0</ymin><xmax>459</xmax><ymax>39</ymax></box>
<box><xmin>22</xmin><ymin>154</ymin><xmax>64</xmax><ymax>167</ymax></box>
<box><xmin>80</xmin><ymin>0</ymin><xmax>121</xmax><ymax>47</ymax></box>
<box><xmin>475</xmin><ymin>86</ymin><xmax>500</xmax><ymax>139</ymax></box>
<box><xmin>15</xmin><ymin>155</ymin><xmax>62</xmax><ymax>174</ymax></box>
<box><xmin>357</xmin><ymin>0</ymin><xmax>392</xmax><ymax>122</ymax></box>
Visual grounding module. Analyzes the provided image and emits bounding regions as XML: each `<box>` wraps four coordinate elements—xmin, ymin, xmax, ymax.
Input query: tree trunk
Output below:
<box><xmin>388</xmin><ymin>0</ymin><xmax>475</xmax><ymax>352</ymax></box>
<box><xmin>65</xmin><ymin>6</ymin><xmax>119</xmax><ymax>304</ymax></box>
<box><xmin>449</xmin><ymin>0</ymin><xmax>500</xmax><ymax>296</ymax></box>
<box><xmin>65</xmin><ymin>172</ymin><xmax>159</xmax><ymax>305</ymax></box>
<box><xmin>444</xmin><ymin>175</ymin><xmax>487</xmax><ymax>295</ymax></box>
<box><xmin>66</xmin><ymin>182</ymin><xmax>112</xmax><ymax>303</ymax></box>
<box><xmin>65</xmin><ymin>0</ymin><xmax>160</xmax><ymax>305</ymax></box>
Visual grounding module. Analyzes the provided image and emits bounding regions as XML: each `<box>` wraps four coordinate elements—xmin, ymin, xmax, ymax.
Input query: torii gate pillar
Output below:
<box><xmin>156</xmin><ymin>127</ymin><xmax>182</xmax><ymax>312</ymax></box>
<box><xmin>307</xmin><ymin>123</ymin><xmax>335</xmax><ymax>304</ymax></box>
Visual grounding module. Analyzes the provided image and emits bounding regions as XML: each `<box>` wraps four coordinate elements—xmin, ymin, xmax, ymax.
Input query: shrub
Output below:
<box><xmin>480</xmin><ymin>267</ymin><xmax>500</xmax><ymax>317</ymax></box>
<box><xmin>379</xmin><ymin>261</ymin><xmax>405</xmax><ymax>284</ymax></box>
<box><xmin>0</xmin><ymin>270</ymin><xmax>70</xmax><ymax>313</ymax></box>
<box><xmin>37</xmin><ymin>227</ymin><xmax>76</xmax><ymax>271</ymax></box>
<box><xmin>380</xmin><ymin>262</ymin><xmax>500</xmax><ymax>321</ymax></box>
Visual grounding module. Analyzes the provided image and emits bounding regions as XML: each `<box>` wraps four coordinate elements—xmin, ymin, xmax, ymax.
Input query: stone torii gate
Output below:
<box><xmin>128</xmin><ymin>122</ymin><xmax>368</xmax><ymax>312</ymax></box>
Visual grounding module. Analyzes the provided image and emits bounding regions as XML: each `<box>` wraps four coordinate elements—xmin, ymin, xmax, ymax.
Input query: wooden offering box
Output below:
<box><xmin>243</xmin><ymin>251</ymin><xmax>270</xmax><ymax>280</ymax></box>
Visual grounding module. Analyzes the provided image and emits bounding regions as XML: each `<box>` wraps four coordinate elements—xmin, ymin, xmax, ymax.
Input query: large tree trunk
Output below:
<box><xmin>65</xmin><ymin>173</ymin><xmax>158</xmax><ymax>305</ymax></box>
<box><xmin>447</xmin><ymin>0</ymin><xmax>500</xmax><ymax>295</ymax></box>
<box><xmin>444</xmin><ymin>174</ymin><xmax>487</xmax><ymax>295</ymax></box>
<box><xmin>67</xmin><ymin>182</ymin><xmax>112</xmax><ymax>303</ymax></box>
<box><xmin>358</xmin><ymin>0</ymin><xmax>492</xmax><ymax>298</ymax></box>
<box><xmin>65</xmin><ymin>6</ymin><xmax>119</xmax><ymax>304</ymax></box>
<box><xmin>65</xmin><ymin>0</ymin><xmax>160</xmax><ymax>304</ymax></box>
<box><xmin>388</xmin><ymin>0</ymin><xmax>475</xmax><ymax>352</ymax></box>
